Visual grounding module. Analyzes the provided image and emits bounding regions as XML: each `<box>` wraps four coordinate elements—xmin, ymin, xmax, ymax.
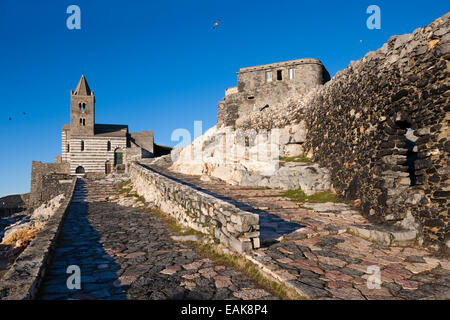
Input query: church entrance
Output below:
<box><xmin>105</xmin><ymin>161</ymin><xmax>112</xmax><ymax>174</ymax></box>
<box><xmin>75</xmin><ymin>166</ymin><xmax>85</xmax><ymax>174</ymax></box>
<box><xmin>114</xmin><ymin>152</ymin><xmax>123</xmax><ymax>166</ymax></box>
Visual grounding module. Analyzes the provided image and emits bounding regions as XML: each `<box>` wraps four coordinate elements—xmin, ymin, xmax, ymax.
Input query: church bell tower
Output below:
<box><xmin>70</xmin><ymin>75</ymin><xmax>95</xmax><ymax>136</ymax></box>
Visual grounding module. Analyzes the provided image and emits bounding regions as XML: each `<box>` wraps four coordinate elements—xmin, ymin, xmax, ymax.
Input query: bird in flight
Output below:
<box><xmin>9</xmin><ymin>117</ymin><xmax>12</xmax><ymax>120</ymax></box>
<box><xmin>22</xmin><ymin>112</ymin><xmax>26</xmax><ymax>115</ymax></box>
<box><xmin>213</xmin><ymin>19</ymin><xmax>221</xmax><ymax>30</ymax></box>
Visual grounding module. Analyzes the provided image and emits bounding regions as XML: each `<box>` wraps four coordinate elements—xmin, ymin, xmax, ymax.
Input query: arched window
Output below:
<box><xmin>82</xmin><ymin>119</ymin><xmax>86</xmax><ymax>126</ymax></box>
<box><xmin>107</xmin><ymin>141</ymin><xmax>111</xmax><ymax>151</ymax></box>
<box><xmin>81</xmin><ymin>140</ymin><xmax>85</xmax><ymax>151</ymax></box>
<box><xmin>80</xmin><ymin>118</ymin><xmax>83</xmax><ymax>125</ymax></box>
<box><xmin>79</xmin><ymin>103</ymin><xmax>86</xmax><ymax>111</ymax></box>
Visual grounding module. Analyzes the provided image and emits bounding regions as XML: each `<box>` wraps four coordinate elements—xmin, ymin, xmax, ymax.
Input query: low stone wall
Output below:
<box><xmin>129</xmin><ymin>162</ymin><xmax>260</xmax><ymax>253</ymax></box>
<box><xmin>0</xmin><ymin>178</ymin><xmax>76</xmax><ymax>300</ymax></box>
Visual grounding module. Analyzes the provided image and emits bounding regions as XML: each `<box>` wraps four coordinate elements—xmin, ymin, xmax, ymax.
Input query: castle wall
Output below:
<box><xmin>218</xmin><ymin>59</ymin><xmax>329</xmax><ymax>127</ymax></box>
<box><xmin>29</xmin><ymin>161</ymin><xmax>71</xmax><ymax>207</ymax></box>
<box><xmin>232</xmin><ymin>14</ymin><xmax>450</xmax><ymax>250</ymax></box>
<box><xmin>304</xmin><ymin>18</ymin><xmax>449</xmax><ymax>250</ymax></box>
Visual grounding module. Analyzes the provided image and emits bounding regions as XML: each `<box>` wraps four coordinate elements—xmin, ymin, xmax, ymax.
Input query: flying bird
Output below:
<box><xmin>22</xmin><ymin>112</ymin><xmax>26</xmax><ymax>115</ymax></box>
<box><xmin>8</xmin><ymin>117</ymin><xmax>12</xmax><ymax>120</ymax></box>
<box><xmin>212</xmin><ymin>19</ymin><xmax>221</xmax><ymax>30</ymax></box>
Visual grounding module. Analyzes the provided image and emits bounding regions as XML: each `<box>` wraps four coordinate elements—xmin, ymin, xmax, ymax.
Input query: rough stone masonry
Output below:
<box><xmin>173</xmin><ymin>14</ymin><xmax>449</xmax><ymax>253</ymax></box>
<box><xmin>235</xmin><ymin>14</ymin><xmax>450</xmax><ymax>252</ymax></box>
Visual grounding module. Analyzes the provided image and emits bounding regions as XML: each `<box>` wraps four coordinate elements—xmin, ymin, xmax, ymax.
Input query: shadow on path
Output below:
<box><xmin>37</xmin><ymin>180</ymin><xmax>126</xmax><ymax>300</ymax></box>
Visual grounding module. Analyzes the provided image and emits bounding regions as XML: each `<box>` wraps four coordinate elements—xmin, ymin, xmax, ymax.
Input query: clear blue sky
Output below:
<box><xmin>0</xmin><ymin>0</ymin><xmax>448</xmax><ymax>197</ymax></box>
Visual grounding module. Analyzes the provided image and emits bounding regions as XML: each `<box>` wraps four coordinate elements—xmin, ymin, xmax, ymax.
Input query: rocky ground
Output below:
<box><xmin>145</xmin><ymin>164</ymin><xmax>450</xmax><ymax>300</ymax></box>
<box><xmin>38</xmin><ymin>177</ymin><xmax>277</xmax><ymax>300</ymax></box>
<box><xmin>0</xmin><ymin>195</ymin><xmax>65</xmax><ymax>280</ymax></box>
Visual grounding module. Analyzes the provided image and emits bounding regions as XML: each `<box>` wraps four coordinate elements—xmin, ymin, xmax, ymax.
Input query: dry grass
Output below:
<box><xmin>1</xmin><ymin>225</ymin><xmax>41</xmax><ymax>248</ymax></box>
<box><xmin>140</xmin><ymin>206</ymin><xmax>305</xmax><ymax>300</ymax></box>
<box><xmin>196</xmin><ymin>243</ymin><xmax>306</xmax><ymax>300</ymax></box>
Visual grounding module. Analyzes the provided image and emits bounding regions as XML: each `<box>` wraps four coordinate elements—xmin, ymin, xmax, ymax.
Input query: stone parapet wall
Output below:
<box><xmin>129</xmin><ymin>162</ymin><xmax>260</xmax><ymax>253</ymax></box>
<box><xmin>0</xmin><ymin>179</ymin><xmax>76</xmax><ymax>300</ymax></box>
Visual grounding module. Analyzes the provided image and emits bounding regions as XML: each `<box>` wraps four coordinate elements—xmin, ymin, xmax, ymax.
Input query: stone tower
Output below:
<box><xmin>70</xmin><ymin>75</ymin><xmax>95</xmax><ymax>136</ymax></box>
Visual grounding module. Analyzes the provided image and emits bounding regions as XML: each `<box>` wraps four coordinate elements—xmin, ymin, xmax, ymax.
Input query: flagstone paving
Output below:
<box><xmin>146</xmin><ymin>164</ymin><xmax>450</xmax><ymax>300</ymax></box>
<box><xmin>38</xmin><ymin>179</ymin><xmax>276</xmax><ymax>300</ymax></box>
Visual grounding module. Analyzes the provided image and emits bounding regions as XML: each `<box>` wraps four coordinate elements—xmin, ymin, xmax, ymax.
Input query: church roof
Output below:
<box><xmin>74</xmin><ymin>75</ymin><xmax>92</xmax><ymax>96</ymax></box>
<box><xmin>129</xmin><ymin>131</ymin><xmax>154</xmax><ymax>152</ymax></box>
<box><xmin>94</xmin><ymin>124</ymin><xmax>128</xmax><ymax>137</ymax></box>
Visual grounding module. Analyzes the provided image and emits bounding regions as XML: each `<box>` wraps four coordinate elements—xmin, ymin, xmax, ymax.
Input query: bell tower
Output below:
<box><xmin>70</xmin><ymin>75</ymin><xmax>95</xmax><ymax>136</ymax></box>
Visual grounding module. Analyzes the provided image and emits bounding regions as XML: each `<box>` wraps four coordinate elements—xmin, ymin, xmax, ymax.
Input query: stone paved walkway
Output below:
<box><xmin>146</xmin><ymin>164</ymin><xmax>450</xmax><ymax>300</ymax></box>
<box><xmin>38</xmin><ymin>179</ymin><xmax>276</xmax><ymax>300</ymax></box>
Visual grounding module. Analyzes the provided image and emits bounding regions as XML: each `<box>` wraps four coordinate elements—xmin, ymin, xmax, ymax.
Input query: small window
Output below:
<box><xmin>81</xmin><ymin>140</ymin><xmax>85</xmax><ymax>151</ymax></box>
<box><xmin>277</xmin><ymin>70</ymin><xmax>282</xmax><ymax>81</ymax></box>
<box><xmin>289</xmin><ymin>68</ymin><xmax>295</xmax><ymax>80</ymax></box>
<box><xmin>80</xmin><ymin>118</ymin><xmax>82</xmax><ymax>125</ymax></box>
<box><xmin>67</xmin><ymin>144</ymin><xmax>70</xmax><ymax>152</ymax></box>
<box><xmin>82</xmin><ymin>119</ymin><xmax>86</xmax><ymax>126</ymax></box>
<box><xmin>107</xmin><ymin>141</ymin><xmax>111</xmax><ymax>151</ymax></box>
<box><xmin>265</xmin><ymin>71</ymin><xmax>272</xmax><ymax>83</ymax></box>
<box><xmin>79</xmin><ymin>103</ymin><xmax>86</xmax><ymax>111</ymax></box>
<box><xmin>247</xmin><ymin>96</ymin><xmax>255</xmax><ymax>100</ymax></box>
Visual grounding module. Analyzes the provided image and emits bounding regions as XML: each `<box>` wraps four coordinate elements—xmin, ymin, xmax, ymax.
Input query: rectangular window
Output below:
<box><xmin>289</xmin><ymin>68</ymin><xmax>295</xmax><ymax>80</ymax></box>
<box><xmin>277</xmin><ymin>70</ymin><xmax>282</xmax><ymax>81</ymax></box>
<box><xmin>265</xmin><ymin>71</ymin><xmax>272</xmax><ymax>83</ymax></box>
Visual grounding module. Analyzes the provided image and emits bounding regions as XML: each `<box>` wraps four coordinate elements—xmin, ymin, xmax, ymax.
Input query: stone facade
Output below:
<box><xmin>218</xmin><ymin>59</ymin><xmax>330</xmax><ymax>127</ymax></box>
<box><xmin>129</xmin><ymin>162</ymin><xmax>260</xmax><ymax>253</ymax></box>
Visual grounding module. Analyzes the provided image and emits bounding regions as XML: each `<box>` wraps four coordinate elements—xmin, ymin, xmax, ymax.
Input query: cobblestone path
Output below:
<box><xmin>38</xmin><ymin>179</ymin><xmax>277</xmax><ymax>300</ymax></box>
<box><xmin>146</xmin><ymin>164</ymin><xmax>450</xmax><ymax>300</ymax></box>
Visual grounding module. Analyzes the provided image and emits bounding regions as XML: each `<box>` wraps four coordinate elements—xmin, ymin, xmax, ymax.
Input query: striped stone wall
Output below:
<box><xmin>63</xmin><ymin>136</ymin><xmax>127</xmax><ymax>174</ymax></box>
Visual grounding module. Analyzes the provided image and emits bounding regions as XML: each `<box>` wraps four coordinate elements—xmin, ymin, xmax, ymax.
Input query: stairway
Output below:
<box><xmin>71</xmin><ymin>178</ymin><xmax>118</xmax><ymax>203</ymax></box>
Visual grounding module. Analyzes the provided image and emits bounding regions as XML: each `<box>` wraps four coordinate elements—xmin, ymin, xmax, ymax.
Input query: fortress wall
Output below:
<box><xmin>214</xmin><ymin>14</ymin><xmax>449</xmax><ymax>250</ymax></box>
<box><xmin>29</xmin><ymin>161</ymin><xmax>71</xmax><ymax>207</ymax></box>
<box><xmin>218</xmin><ymin>60</ymin><xmax>329</xmax><ymax>127</ymax></box>
<box><xmin>129</xmin><ymin>162</ymin><xmax>260</xmax><ymax>253</ymax></box>
<box><xmin>302</xmin><ymin>14</ymin><xmax>449</xmax><ymax>250</ymax></box>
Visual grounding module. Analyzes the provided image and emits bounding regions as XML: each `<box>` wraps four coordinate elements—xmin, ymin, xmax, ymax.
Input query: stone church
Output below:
<box><xmin>60</xmin><ymin>75</ymin><xmax>159</xmax><ymax>175</ymax></box>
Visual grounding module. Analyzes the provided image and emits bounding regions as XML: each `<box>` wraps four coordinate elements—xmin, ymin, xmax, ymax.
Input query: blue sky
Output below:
<box><xmin>0</xmin><ymin>0</ymin><xmax>448</xmax><ymax>197</ymax></box>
